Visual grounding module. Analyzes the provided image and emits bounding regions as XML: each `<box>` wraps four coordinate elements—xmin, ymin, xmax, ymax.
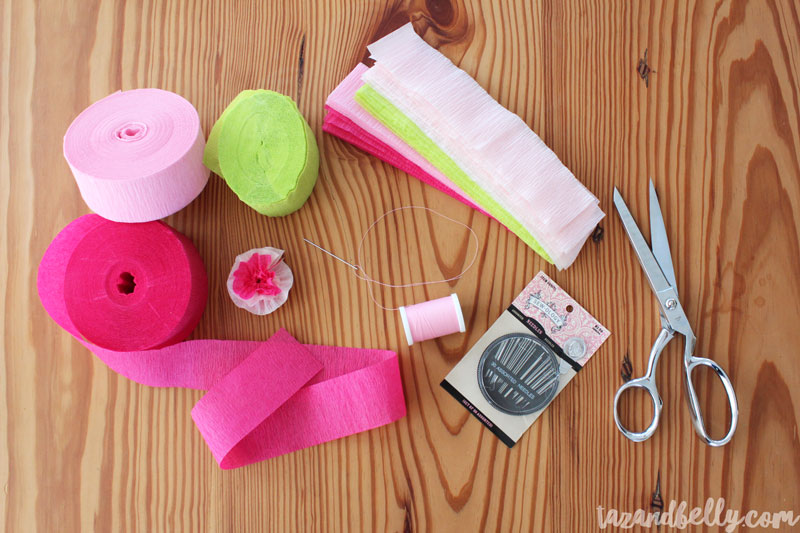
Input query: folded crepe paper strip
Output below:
<box><xmin>204</xmin><ymin>90</ymin><xmax>319</xmax><ymax>216</ymax></box>
<box><xmin>38</xmin><ymin>215</ymin><xmax>407</xmax><ymax>468</ymax></box>
<box><xmin>359</xmin><ymin>24</ymin><xmax>605</xmax><ymax>269</ymax></box>
<box><xmin>323</xmin><ymin>64</ymin><xmax>490</xmax><ymax>217</ymax></box>
<box><xmin>63</xmin><ymin>88</ymin><xmax>210</xmax><ymax>223</ymax></box>
<box><xmin>323</xmin><ymin>109</ymin><xmax>491</xmax><ymax>216</ymax></box>
<box><xmin>356</xmin><ymin>84</ymin><xmax>551</xmax><ymax>262</ymax></box>
<box><xmin>227</xmin><ymin>246</ymin><xmax>293</xmax><ymax>315</ymax></box>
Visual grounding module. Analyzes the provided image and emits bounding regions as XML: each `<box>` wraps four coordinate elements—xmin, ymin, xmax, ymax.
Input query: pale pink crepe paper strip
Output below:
<box><xmin>362</xmin><ymin>61</ymin><xmax>604</xmax><ymax>268</ymax></box>
<box><xmin>363</xmin><ymin>25</ymin><xmax>605</xmax><ymax>268</ymax></box>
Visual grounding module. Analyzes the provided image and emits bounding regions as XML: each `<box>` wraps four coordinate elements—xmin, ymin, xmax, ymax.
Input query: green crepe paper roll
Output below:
<box><xmin>204</xmin><ymin>90</ymin><xmax>256</xmax><ymax>176</ymax></box>
<box><xmin>204</xmin><ymin>90</ymin><xmax>318</xmax><ymax>216</ymax></box>
<box><xmin>354</xmin><ymin>84</ymin><xmax>552</xmax><ymax>262</ymax></box>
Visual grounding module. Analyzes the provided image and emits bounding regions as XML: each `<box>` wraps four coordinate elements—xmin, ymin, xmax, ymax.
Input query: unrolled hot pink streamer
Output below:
<box><xmin>38</xmin><ymin>215</ymin><xmax>407</xmax><ymax>468</ymax></box>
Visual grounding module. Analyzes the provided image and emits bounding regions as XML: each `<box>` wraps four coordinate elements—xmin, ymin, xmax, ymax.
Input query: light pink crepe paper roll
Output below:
<box><xmin>63</xmin><ymin>88</ymin><xmax>210</xmax><ymax>222</ymax></box>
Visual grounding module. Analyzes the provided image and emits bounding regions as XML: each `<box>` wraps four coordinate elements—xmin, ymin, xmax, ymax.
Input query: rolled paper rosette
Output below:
<box><xmin>227</xmin><ymin>247</ymin><xmax>293</xmax><ymax>315</ymax></box>
<box><xmin>63</xmin><ymin>88</ymin><xmax>209</xmax><ymax>222</ymax></box>
<box><xmin>204</xmin><ymin>90</ymin><xmax>319</xmax><ymax>216</ymax></box>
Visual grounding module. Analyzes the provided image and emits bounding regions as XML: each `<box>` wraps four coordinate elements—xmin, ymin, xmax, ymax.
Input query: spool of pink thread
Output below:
<box><xmin>399</xmin><ymin>294</ymin><xmax>465</xmax><ymax>345</ymax></box>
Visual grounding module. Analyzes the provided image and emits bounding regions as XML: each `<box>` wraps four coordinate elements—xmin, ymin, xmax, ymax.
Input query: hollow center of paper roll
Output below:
<box><xmin>114</xmin><ymin>122</ymin><xmax>147</xmax><ymax>142</ymax></box>
<box><xmin>116</xmin><ymin>271</ymin><xmax>136</xmax><ymax>294</ymax></box>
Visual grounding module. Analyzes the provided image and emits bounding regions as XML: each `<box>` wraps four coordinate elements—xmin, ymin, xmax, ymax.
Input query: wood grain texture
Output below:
<box><xmin>2</xmin><ymin>0</ymin><xmax>799</xmax><ymax>531</ymax></box>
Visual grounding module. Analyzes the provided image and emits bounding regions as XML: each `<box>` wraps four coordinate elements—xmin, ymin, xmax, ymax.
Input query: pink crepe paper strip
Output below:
<box><xmin>63</xmin><ymin>89</ymin><xmax>210</xmax><ymax>223</ymax></box>
<box><xmin>227</xmin><ymin>247</ymin><xmax>293</xmax><ymax>315</ymax></box>
<box><xmin>38</xmin><ymin>215</ymin><xmax>407</xmax><ymax>468</ymax></box>
<box><xmin>323</xmin><ymin>110</ymin><xmax>487</xmax><ymax>215</ymax></box>
<box><xmin>323</xmin><ymin>64</ymin><xmax>489</xmax><ymax>216</ymax></box>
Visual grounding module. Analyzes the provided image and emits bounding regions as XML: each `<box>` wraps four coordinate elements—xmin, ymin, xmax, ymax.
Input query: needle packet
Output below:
<box><xmin>441</xmin><ymin>272</ymin><xmax>610</xmax><ymax>447</ymax></box>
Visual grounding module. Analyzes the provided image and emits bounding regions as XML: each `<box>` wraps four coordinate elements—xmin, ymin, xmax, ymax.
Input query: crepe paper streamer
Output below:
<box><xmin>38</xmin><ymin>215</ymin><xmax>407</xmax><ymax>468</ymax></box>
<box><xmin>323</xmin><ymin>64</ymin><xmax>489</xmax><ymax>217</ymax></box>
<box><xmin>358</xmin><ymin>69</ymin><xmax>598</xmax><ymax>269</ymax></box>
<box><xmin>191</xmin><ymin>328</ymin><xmax>405</xmax><ymax>467</ymax></box>
<box><xmin>62</xmin><ymin>218</ymin><xmax>208</xmax><ymax>352</ymax></box>
<box><xmin>63</xmin><ymin>88</ymin><xmax>209</xmax><ymax>222</ymax></box>
<box><xmin>204</xmin><ymin>90</ymin><xmax>319</xmax><ymax>216</ymax></box>
<box><xmin>399</xmin><ymin>294</ymin><xmax>465</xmax><ymax>345</ymax></box>
<box><xmin>363</xmin><ymin>29</ymin><xmax>601</xmax><ymax>232</ymax></box>
<box><xmin>227</xmin><ymin>247</ymin><xmax>293</xmax><ymax>315</ymax></box>
<box><xmin>323</xmin><ymin>110</ymin><xmax>491</xmax><ymax>218</ymax></box>
<box><xmin>355</xmin><ymin>85</ymin><xmax>552</xmax><ymax>263</ymax></box>
<box><xmin>364</xmin><ymin>32</ymin><xmax>603</xmax><ymax>268</ymax></box>
<box><xmin>361</xmin><ymin>24</ymin><xmax>605</xmax><ymax>269</ymax></box>
<box><xmin>323</xmin><ymin>109</ymin><xmax>485</xmax><ymax>216</ymax></box>
<box><xmin>306</xmin><ymin>206</ymin><xmax>478</xmax><ymax>345</ymax></box>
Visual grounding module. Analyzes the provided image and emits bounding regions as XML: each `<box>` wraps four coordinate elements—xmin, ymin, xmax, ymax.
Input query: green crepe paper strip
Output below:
<box><xmin>204</xmin><ymin>90</ymin><xmax>319</xmax><ymax>216</ymax></box>
<box><xmin>354</xmin><ymin>85</ymin><xmax>552</xmax><ymax>263</ymax></box>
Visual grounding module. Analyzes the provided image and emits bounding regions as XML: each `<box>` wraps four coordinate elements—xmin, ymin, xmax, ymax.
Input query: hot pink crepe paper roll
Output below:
<box><xmin>38</xmin><ymin>215</ymin><xmax>407</xmax><ymax>468</ymax></box>
<box><xmin>62</xmin><ymin>219</ymin><xmax>208</xmax><ymax>351</ymax></box>
<box><xmin>63</xmin><ymin>89</ymin><xmax>210</xmax><ymax>222</ymax></box>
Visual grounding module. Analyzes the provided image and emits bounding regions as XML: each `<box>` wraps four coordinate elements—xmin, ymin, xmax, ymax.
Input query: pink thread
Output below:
<box><xmin>353</xmin><ymin>206</ymin><xmax>478</xmax><ymax>311</ymax></box>
<box><xmin>399</xmin><ymin>294</ymin><xmax>465</xmax><ymax>345</ymax></box>
<box><xmin>308</xmin><ymin>206</ymin><xmax>477</xmax><ymax>345</ymax></box>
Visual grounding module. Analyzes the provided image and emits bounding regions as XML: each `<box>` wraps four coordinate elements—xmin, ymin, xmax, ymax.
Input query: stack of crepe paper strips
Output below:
<box><xmin>323</xmin><ymin>24</ymin><xmax>604</xmax><ymax>269</ymax></box>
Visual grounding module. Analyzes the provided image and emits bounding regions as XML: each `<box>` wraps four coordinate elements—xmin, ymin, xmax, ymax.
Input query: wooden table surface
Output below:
<box><xmin>3</xmin><ymin>0</ymin><xmax>800</xmax><ymax>531</ymax></box>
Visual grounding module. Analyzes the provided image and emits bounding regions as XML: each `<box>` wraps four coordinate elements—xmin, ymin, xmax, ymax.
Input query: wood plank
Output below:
<box><xmin>2</xmin><ymin>0</ymin><xmax>799</xmax><ymax>530</ymax></box>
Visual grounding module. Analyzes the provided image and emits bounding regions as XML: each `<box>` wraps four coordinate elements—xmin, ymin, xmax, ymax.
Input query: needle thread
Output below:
<box><xmin>302</xmin><ymin>238</ymin><xmax>359</xmax><ymax>271</ymax></box>
<box><xmin>303</xmin><ymin>206</ymin><xmax>479</xmax><ymax>311</ymax></box>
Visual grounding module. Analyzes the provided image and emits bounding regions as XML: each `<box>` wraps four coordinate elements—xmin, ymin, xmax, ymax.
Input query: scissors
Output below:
<box><xmin>612</xmin><ymin>181</ymin><xmax>738</xmax><ymax>446</ymax></box>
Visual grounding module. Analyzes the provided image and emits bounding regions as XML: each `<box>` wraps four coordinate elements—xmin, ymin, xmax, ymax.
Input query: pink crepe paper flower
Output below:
<box><xmin>232</xmin><ymin>253</ymin><xmax>282</xmax><ymax>299</ymax></box>
<box><xmin>227</xmin><ymin>247</ymin><xmax>293</xmax><ymax>315</ymax></box>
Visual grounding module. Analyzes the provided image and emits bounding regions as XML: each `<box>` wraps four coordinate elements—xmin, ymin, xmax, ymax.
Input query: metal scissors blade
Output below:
<box><xmin>613</xmin><ymin>187</ymin><xmax>675</xmax><ymax>299</ymax></box>
<box><xmin>648</xmin><ymin>180</ymin><xmax>677</xmax><ymax>290</ymax></box>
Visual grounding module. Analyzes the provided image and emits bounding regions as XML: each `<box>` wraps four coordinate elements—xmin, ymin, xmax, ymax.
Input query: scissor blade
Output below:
<box><xmin>613</xmin><ymin>187</ymin><xmax>674</xmax><ymax>297</ymax></box>
<box><xmin>649</xmin><ymin>180</ymin><xmax>677</xmax><ymax>290</ymax></box>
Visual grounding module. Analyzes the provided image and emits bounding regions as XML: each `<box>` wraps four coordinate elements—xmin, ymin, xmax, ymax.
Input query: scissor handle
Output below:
<box><xmin>613</xmin><ymin>376</ymin><xmax>663</xmax><ymax>442</ymax></box>
<box><xmin>613</xmin><ymin>328</ymin><xmax>671</xmax><ymax>442</ymax></box>
<box><xmin>683</xmin><ymin>350</ymin><xmax>739</xmax><ymax>446</ymax></box>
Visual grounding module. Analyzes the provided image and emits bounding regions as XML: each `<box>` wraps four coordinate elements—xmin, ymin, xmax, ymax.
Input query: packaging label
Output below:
<box><xmin>441</xmin><ymin>272</ymin><xmax>610</xmax><ymax>447</ymax></box>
